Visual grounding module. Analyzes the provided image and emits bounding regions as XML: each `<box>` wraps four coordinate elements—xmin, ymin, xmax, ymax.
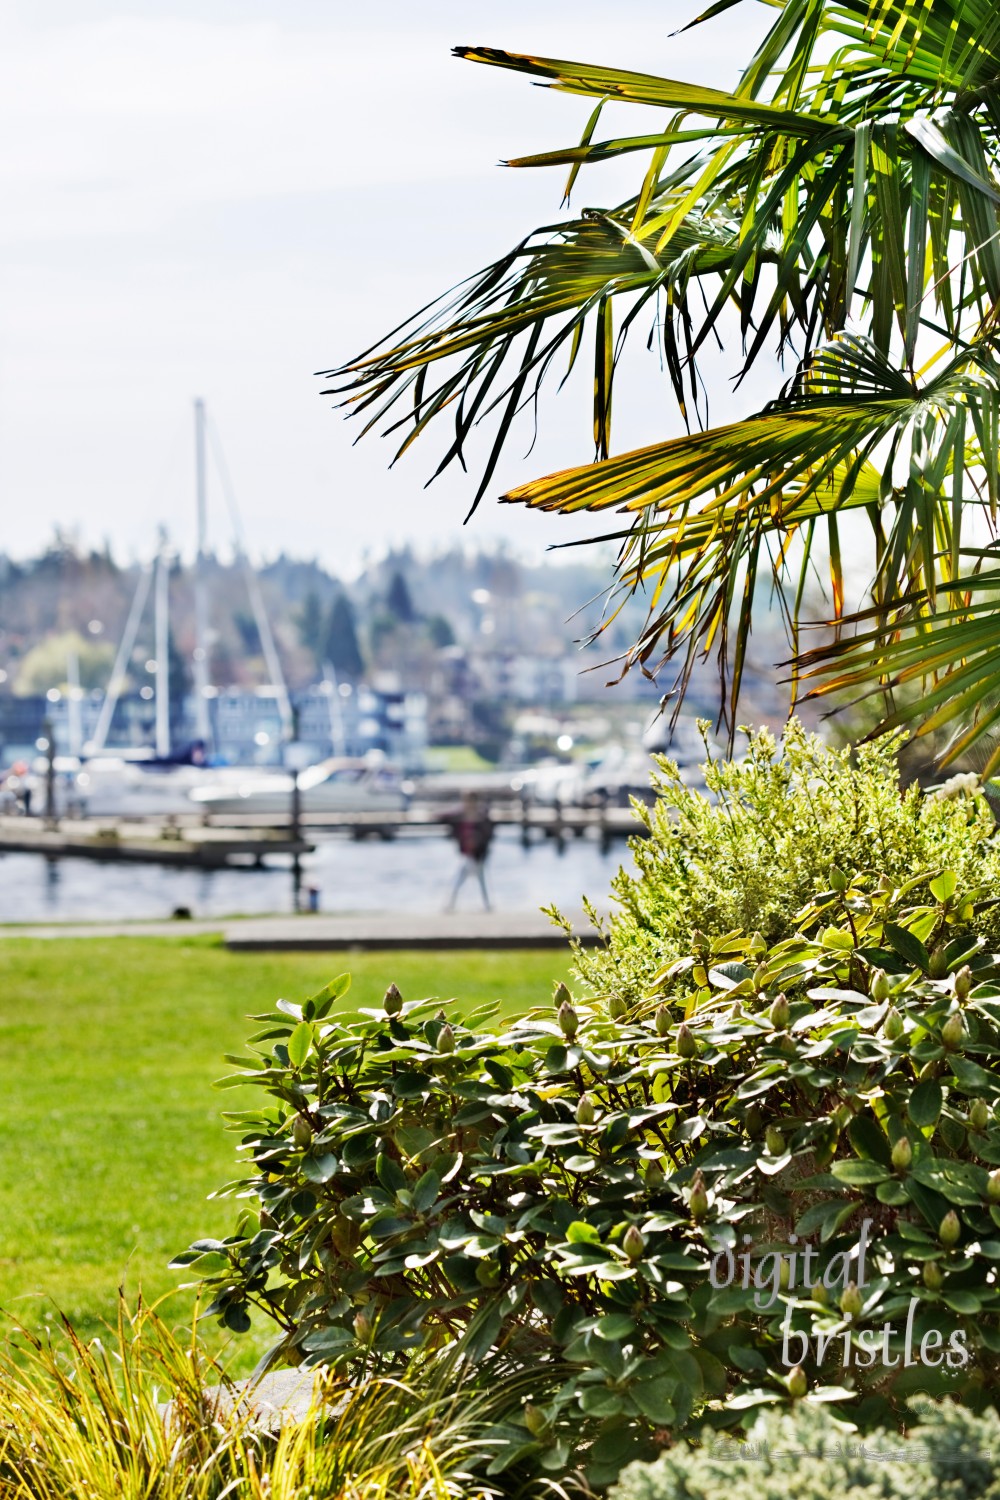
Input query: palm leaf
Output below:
<box><xmin>329</xmin><ymin>0</ymin><xmax>1000</xmax><ymax>760</ymax></box>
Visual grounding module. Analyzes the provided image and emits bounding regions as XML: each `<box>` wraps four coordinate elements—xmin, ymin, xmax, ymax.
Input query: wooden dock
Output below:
<box><xmin>195</xmin><ymin>803</ymin><xmax>647</xmax><ymax>841</ymax></box>
<box><xmin>0</xmin><ymin>800</ymin><xmax>644</xmax><ymax>869</ymax></box>
<box><xmin>0</xmin><ymin>815</ymin><xmax>313</xmax><ymax>868</ymax></box>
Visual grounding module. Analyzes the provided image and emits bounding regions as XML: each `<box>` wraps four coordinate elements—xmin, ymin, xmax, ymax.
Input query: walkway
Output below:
<box><xmin>0</xmin><ymin>909</ymin><xmax>602</xmax><ymax>949</ymax></box>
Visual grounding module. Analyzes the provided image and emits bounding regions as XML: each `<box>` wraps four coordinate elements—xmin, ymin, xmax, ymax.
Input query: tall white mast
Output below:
<box><xmin>206</xmin><ymin>414</ymin><xmax>293</xmax><ymax>741</ymax></box>
<box><xmin>154</xmin><ymin>548</ymin><xmax>171</xmax><ymax>757</ymax></box>
<box><xmin>66</xmin><ymin>647</ymin><xmax>83</xmax><ymax>758</ymax></box>
<box><xmin>193</xmin><ymin>397</ymin><xmax>212</xmax><ymax>743</ymax></box>
<box><xmin>88</xmin><ymin>561</ymin><xmax>153</xmax><ymax>754</ymax></box>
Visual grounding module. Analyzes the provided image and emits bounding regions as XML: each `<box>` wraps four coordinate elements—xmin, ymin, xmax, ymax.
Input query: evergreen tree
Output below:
<box><xmin>386</xmin><ymin>570</ymin><xmax>417</xmax><ymax>624</ymax></box>
<box><xmin>426</xmin><ymin>613</ymin><xmax>455</xmax><ymax>649</ymax></box>
<box><xmin>323</xmin><ymin>594</ymin><xmax>364</xmax><ymax>681</ymax></box>
<box><xmin>167</xmin><ymin>628</ymin><xmax>191</xmax><ymax>735</ymax></box>
<box><xmin>296</xmin><ymin>589</ymin><xmax>325</xmax><ymax>664</ymax></box>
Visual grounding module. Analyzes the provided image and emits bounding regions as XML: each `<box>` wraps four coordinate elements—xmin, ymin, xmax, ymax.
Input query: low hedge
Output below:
<box><xmin>566</xmin><ymin>720</ymin><xmax>1000</xmax><ymax>1008</ymax></box>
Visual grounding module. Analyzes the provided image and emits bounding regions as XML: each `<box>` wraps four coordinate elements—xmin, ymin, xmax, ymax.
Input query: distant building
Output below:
<box><xmin>295</xmin><ymin>684</ymin><xmax>427</xmax><ymax>766</ymax></box>
<box><xmin>0</xmin><ymin>694</ymin><xmax>49</xmax><ymax>762</ymax></box>
<box><xmin>0</xmin><ymin>683</ymin><xmax>428</xmax><ymax>769</ymax></box>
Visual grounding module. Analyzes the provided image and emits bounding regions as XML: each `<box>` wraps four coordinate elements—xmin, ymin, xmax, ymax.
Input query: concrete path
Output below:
<box><xmin>224</xmin><ymin>909</ymin><xmax>598</xmax><ymax>950</ymax></box>
<box><xmin>0</xmin><ymin>909</ymin><xmax>601</xmax><ymax>949</ymax></box>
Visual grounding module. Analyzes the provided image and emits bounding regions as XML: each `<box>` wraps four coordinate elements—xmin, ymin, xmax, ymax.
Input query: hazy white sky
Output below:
<box><xmin>0</xmin><ymin>1</ymin><xmax>769</xmax><ymax>575</ymax></box>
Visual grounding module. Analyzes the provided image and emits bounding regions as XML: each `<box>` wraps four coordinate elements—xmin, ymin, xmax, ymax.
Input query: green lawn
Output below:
<box><xmin>0</xmin><ymin>937</ymin><xmax>569</xmax><ymax>1366</ymax></box>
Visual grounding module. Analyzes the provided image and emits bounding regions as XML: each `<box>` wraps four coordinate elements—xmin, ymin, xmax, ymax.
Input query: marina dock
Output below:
<box><xmin>0</xmin><ymin>814</ymin><xmax>314</xmax><ymax>868</ymax></box>
<box><xmin>0</xmin><ymin>802</ymin><xmax>643</xmax><ymax>868</ymax></box>
<box><xmin>194</xmin><ymin>803</ymin><xmax>644</xmax><ymax>839</ymax></box>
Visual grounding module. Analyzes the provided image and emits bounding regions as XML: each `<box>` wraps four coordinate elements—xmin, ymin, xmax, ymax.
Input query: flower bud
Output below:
<box><xmin>929</xmin><ymin>944</ymin><xmax>949</xmax><ymax>980</ymax></box>
<box><xmin>753</xmin><ymin>963</ymin><xmax>769</xmax><ymax>991</ymax></box>
<box><xmin>645</xmin><ymin>1158</ymin><xmax>666</xmax><ymax>1189</ymax></box>
<box><xmin>970</xmin><ymin>1098</ymin><xmax>989</xmax><ymax>1132</ymax></box>
<box><xmin>436</xmin><ymin>1022</ymin><xmax>455</xmax><ymax>1054</ymax></box>
<box><xmin>607</xmin><ymin>993</ymin><xmax>627</xmax><ymax>1020</ymax></box>
<box><xmin>654</xmin><ymin>1004</ymin><xmax>670</xmax><ymax>1037</ymax></box>
<box><xmin>787</xmin><ymin>1365</ymin><xmax>808</xmax><ymax>1399</ymax></box>
<box><xmin>623</xmin><ymin>1224</ymin><xmax>646</xmax><ymax>1260</ymax></box>
<box><xmin>941</xmin><ymin>1012</ymin><xmax>965</xmax><ymax>1051</ymax></box>
<box><xmin>955</xmin><ymin>965</ymin><xmax>973</xmax><ymax>1001</ymax></box>
<box><xmin>840</xmin><ymin>1281</ymin><xmax>863</xmax><ymax>1317</ymax></box>
<box><xmin>692</xmin><ymin>929</ymin><xmax>709</xmax><ymax>954</ymax></box>
<box><xmin>830</xmin><ymin>866</ymin><xmax>848</xmax><ymax>892</ymax></box>
<box><xmin>810</xmin><ymin>1282</ymin><xmax>829</xmax><ymax>1306</ymax></box>
<box><xmin>575</xmin><ymin>1093</ymin><xmax>596</xmax><ymax>1126</ymax></box>
<box><xmin>883</xmin><ymin>1007</ymin><xmax>903</xmax><ymax>1041</ymax></box>
<box><xmin>353</xmin><ymin>1310</ymin><xmax>373</xmax><ymax>1343</ymax></box>
<box><xmin>745</xmin><ymin>1104</ymin><xmax>763</xmax><ymax>1138</ymax></box>
<box><xmin>987</xmin><ymin>1169</ymin><xmax>1000</xmax><ymax>1203</ymax></box>
<box><xmin>676</xmin><ymin>1022</ymin><xmax>698</xmax><ymax>1059</ymax></box>
<box><xmin>891</xmin><ymin>1136</ymin><xmax>912</xmax><ymax>1172</ymax></box>
<box><xmin>383</xmin><ymin>982</ymin><xmax>403</xmax><ymax>1016</ymax></box>
<box><xmin>749</xmin><ymin>931</ymin><xmax>767</xmax><ymax>958</ymax></box>
<box><xmin>871</xmin><ymin>969</ymin><xmax>891</xmax><ymax>1002</ymax></box>
<box><xmin>939</xmin><ymin>1209</ymin><xmax>961</xmax><ymax>1248</ymax></box>
<box><xmin>764</xmin><ymin>1125</ymin><xmax>786</xmax><ymax>1157</ymax></box>
<box><xmin>292</xmin><ymin>1114</ymin><xmax>312</xmax><ymax>1149</ymax></box>
<box><xmin>688</xmin><ymin>1171</ymin><xmax>709</xmax><ymax>1221</ymax></box>
<box><xmin>523</xmin><ymin>1404</ymin><xmax>547</xmax><ymax>1437</ymax></box>
<box><xmin>769</xmin><ymin>992</ymin><xmax>790</xmax><ymax>1031</ymax></box>
<box><xmin>557</xmin><ymin>1001</ymin><xmax>578</xmax><ymax>1039</ymax></box>
<box><xmin>553</xmin><ymin>981</ymin><xmax>572</xmax><ymax>1009</ymax></box>
<box><xmin>923</xmin><ymin>1260</ymin><xmax>944</xmax><ymax>1291</ymax></box>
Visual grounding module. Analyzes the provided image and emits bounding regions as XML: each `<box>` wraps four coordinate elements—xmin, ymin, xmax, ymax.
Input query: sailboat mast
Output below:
<box><xmin>193</xmin><ymin>397</ymin><xmax>212</xmax><ymax>743</ymax></box>
<box><xmin>154</xmin><ymin>548</ymin><xmax>171</xmax><ymax>757</ymax></box>
<box><xmin>66</xmin><ymin>648</ymin><xmax>82</xmax><ymax>758</ymax></box>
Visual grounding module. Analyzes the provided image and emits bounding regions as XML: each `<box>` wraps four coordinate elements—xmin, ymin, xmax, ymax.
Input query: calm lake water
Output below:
<box><xmin>0</xmin><ymin>826</ymin><xmax>633</xmax><ymax>924</ymax></box>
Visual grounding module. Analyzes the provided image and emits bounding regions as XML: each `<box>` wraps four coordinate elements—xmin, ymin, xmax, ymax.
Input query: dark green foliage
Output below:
<box><xmin>426</xmin><ymin>613</ymin><xmax>455</xmax><ymax>649</ymax></box>
<box><xmin>610</xmin><ymin>1401</ymin><xmax>1000</xmax><ymax>1500</ymax></box>
<box><xmin>295</xmin><ymin>588</ymin><xmax>325</xmax><ymax>664</ymax></box>
<box><xmin>232</xmin><ymin>609</ymin><xmax>261</xmax><ymax>657</ymax></box>
<box><xmin>323</xmin><ymin>593</ymin><xmax>364</xmax><ymax>681</ymax></box>
<box><xmin>570</xmin><ymin>721</ymin><xmax>1000</xmax><ymax>1007</ymax></box>
<box><xmin>181</xmin><ymin>859</ymin><xmax>1000</xmax><ymax>1483</ymax></box>
<box><xmin>166</xmin><ymin>628</ymin><xmax>191</xmax><ymax>729</ymax></box>
<box><xmin>385</xmin><ymin>570</ymin><xmax>417</xmax><ymax>624</ymax></box>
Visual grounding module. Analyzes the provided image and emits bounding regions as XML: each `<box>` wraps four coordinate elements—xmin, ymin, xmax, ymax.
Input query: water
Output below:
<box><xmin>0</xmin><ymin>826</ymin><xmax>632</xmax><ymax>924</ymax></box>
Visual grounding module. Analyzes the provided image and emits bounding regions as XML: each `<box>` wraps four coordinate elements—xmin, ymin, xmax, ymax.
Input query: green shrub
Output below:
<box><xmin>609</xmin><ymin>1400</ymin><xmax>1000</xmax><ymax>1500</ymax></box>
<box><xmin>179</xmin><ymin>859</ymin><xmax>1000</xmax><ymax>1486</ymax></box>
<box><xmin>566</xmin><ymin>721</ymin><xmax>1000</xmax><ymax>1007</ymax></box>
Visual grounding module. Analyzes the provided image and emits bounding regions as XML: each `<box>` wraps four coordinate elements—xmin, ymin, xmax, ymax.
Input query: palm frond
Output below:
<box><xmin>329</xmin><ymin>0</ymin><xmax>1000</xmax><ymax>761</ymax></box>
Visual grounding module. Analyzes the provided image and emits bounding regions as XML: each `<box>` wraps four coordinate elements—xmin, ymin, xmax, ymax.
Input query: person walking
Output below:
<box><xmin>446</xmin><ymin>793</ymin><xmax>494</xmax><ymax>911</ymax></box>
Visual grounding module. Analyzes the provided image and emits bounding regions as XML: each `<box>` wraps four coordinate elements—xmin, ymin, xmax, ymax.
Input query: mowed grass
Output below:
<box><xmin>0</xmin><ymin>937</ymin><xmax>569</xmax><ymax>1364</ymax></box>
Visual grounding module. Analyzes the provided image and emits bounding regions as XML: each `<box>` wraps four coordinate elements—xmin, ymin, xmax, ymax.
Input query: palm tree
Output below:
<box><xmin>325</xmin><ymin>1</ymin><xmax>1000</xmax><ymax>770</ymax></box>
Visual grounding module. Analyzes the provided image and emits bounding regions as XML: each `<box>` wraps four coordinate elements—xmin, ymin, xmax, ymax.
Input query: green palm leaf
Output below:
<box><xmin>330</xmin><ymin>0</ymin><xmax>1000</xmax><ymax>762</ymax></box>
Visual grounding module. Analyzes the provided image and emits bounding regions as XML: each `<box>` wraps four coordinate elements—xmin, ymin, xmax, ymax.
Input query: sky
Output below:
<box><xmin>0</xmin><ymin>1</ymin><xmax>770</xmax><ymax>577</ymax></box>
